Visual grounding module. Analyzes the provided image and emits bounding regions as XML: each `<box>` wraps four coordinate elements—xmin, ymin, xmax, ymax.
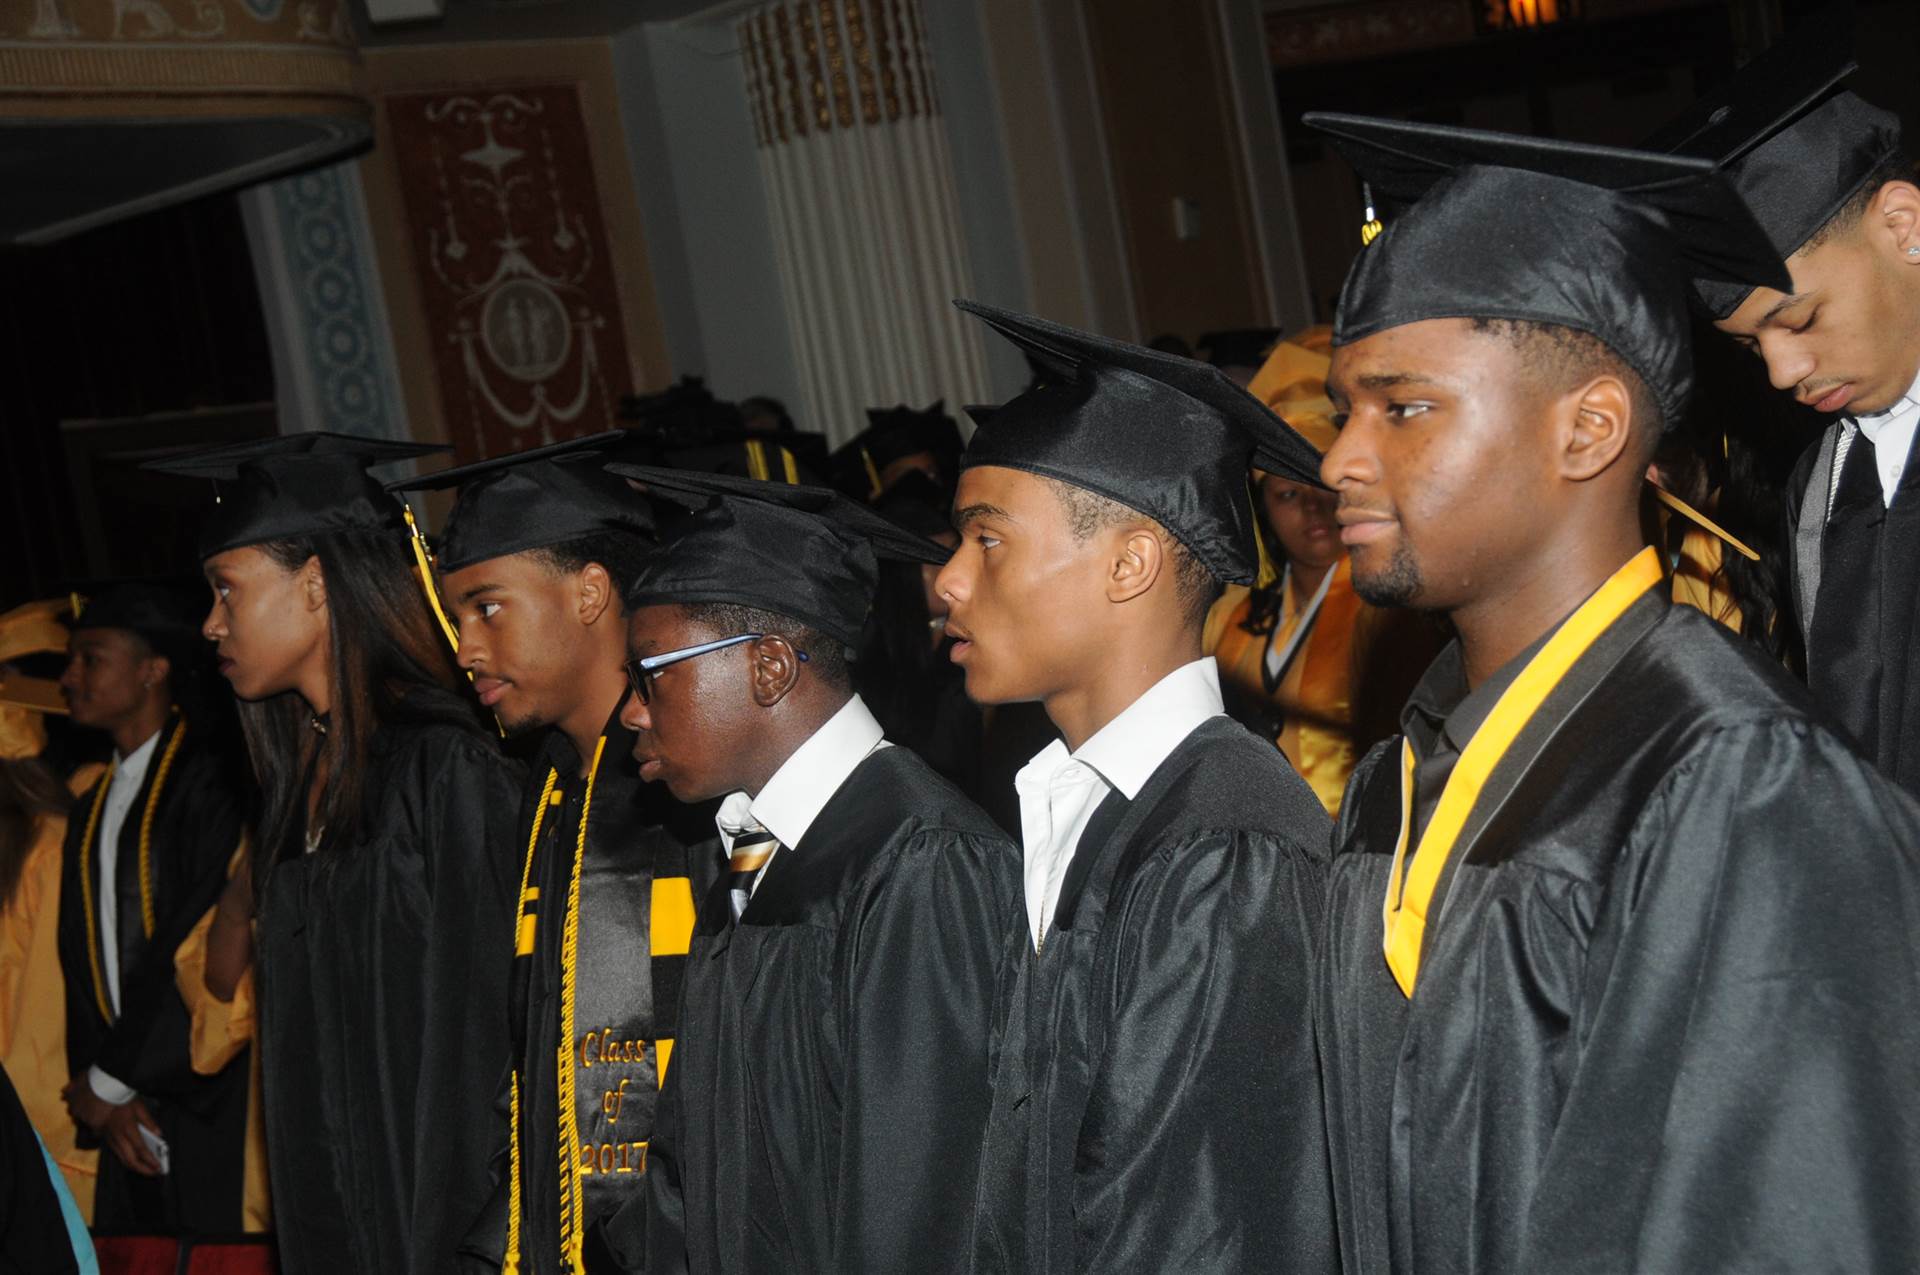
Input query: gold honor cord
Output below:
<box><xmin>76</xmin><ymin>765</ymin><xmax>115</xmax><ymax>1022</ymax></box>
<box><xmin>77</xmin><ymin>719</ymin><xmax>188</xmax><ymax>1021</ymax></box>
<box><xmin>1381</xmin><ymin>548</ymin><xmax>1664</xmax><ymax>997</ymax></box>
<box><xmin>1648</xmin><ymin>482</ymin><xmax>1761</xmax><ymax>562</ymax></box>
<box><xmin>557</xmin><ymin>737</ymin><xmax>606</xmax><ymax>1271</ymax></box>
<box><xmin>503</xmin><ymin>768</ymin><xmax>561</xmax><ymax>1275</ymax></box>
<box><xmin>137</xmin><ymin>722</ymin><xmax>187</xmax><ymax>938</ymax></box>
<box><xmin>861</xmin><ymin>446</ymin><xmax>883</xmax><ymax>500</ymax></box>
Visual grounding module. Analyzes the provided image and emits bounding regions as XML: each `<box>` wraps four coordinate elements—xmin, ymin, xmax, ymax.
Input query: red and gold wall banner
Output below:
<box><xmin>384</xmin><ymin>84</ymin><xmax>632</xmax><ymax>462</ymax></box>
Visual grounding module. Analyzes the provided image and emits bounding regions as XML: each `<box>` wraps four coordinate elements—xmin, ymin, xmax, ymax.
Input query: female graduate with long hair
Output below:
<box><xmin>148</xmin><ymin>434</ymin><xmax>524</xmax><ymax>1275</ymax></box>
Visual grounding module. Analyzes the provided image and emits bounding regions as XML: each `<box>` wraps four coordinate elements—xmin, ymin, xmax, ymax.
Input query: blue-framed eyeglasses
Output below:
<box><xmin>624</xmin><ymin>633</ymin><xmax>809</xmax><ymax>705</ymax></box>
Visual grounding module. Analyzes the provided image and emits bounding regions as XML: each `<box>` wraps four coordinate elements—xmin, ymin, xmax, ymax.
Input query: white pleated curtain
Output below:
<box><xmin>738</xmin><ymin>0</ymin><xmax>992</xmax><ymax>446</ymax></box>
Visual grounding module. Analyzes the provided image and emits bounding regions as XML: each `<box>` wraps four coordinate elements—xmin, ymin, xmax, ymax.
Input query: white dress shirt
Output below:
<box><xmin>1852</xmin><ymin>366</ymin><xmax>1920</xmax><ymax>507</ymax></box>
<box><xmin>87</xmin><ymin>727</ymin><xmax>161</xmax><ymax>1107</ymax></box>
<box><xmin>714</xmin><ymin>694</ymin><xmax>889</xmax><ymax>896</ymax></box>
<box><xmin>1013</xmin><ymin>658</ymin><xmax>1226</xmax><ymax>949</ymax></box>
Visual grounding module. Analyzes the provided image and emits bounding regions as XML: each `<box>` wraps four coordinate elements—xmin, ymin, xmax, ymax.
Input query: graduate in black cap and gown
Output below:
<box><xmin>600</xmin><ymin>467</ymin><xmax>1022</xmax><ymax>1275</ymax></box>
<box><xmin>392</xmin><ymin>434</ymin><xmax>712</xmax><ymax>1274</ymax></box>
<box><xmin>145</xmin><ymin>433</ymin><xmax>525</xmax><ymax>1274</ymax></box>
<box><xmin>54</xmin><ymin>581</ymin><xmax>249</xmax><ymax>1234</ymax></box>
<box><xmin>938</xmin><ymin>302</ymin><xmax>1334</xmax><ymax>1274</ymax></box>
<box><xmin>1307</xmin><ymin>112</ymin><xmax>1920</xmax><ymax>1272</ymax></box>
<box><xmin>829</xmin><ymin>402</ymin><xmax>965</xmax><ymax>502</ymax></box>
<box><xmin>1648</xmin><ymin>23</ymin><xmax>1920</xmax><ymax>794</ymax></box>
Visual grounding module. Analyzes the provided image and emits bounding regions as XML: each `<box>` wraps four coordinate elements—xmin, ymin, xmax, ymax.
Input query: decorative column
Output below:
<box><xmin>240</xmin><ymin>161</ymin><xmax>411</xmax><ymax>442</ymax></box>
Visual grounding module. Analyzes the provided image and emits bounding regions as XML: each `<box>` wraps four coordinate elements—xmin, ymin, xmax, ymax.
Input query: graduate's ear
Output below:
<box><xmin>747</xmin><ymin>634</ymin><xmax>804</xmax><ymax>708</ymax></box>
<box><xmin>574</xmin><ymin>562</ymin><xmax>615</xmax><ymax>628</ymax></box>
<box><xmin>1558</xmin><ymin>376</ymin><xmax>1635</xmax><ymax>484</ymax></box>
<box><xmin>298</xmin><ymin>555</ymin><xmax>327</xmax><ymax>615</ymax></box>
<box><xmin>1868</xmin><ymin>179</ymin><xmax>1920</xmax><ymax>264</ymax></box>
<box><xmin>140</xmin><ymin>652</ymin><xmax>172</xmax><ymax>695</ymax></box>
<box><xmin>1106</xmin><ymin>527</ymin><xmax>1168</xmax><ymax>606</ymax></box>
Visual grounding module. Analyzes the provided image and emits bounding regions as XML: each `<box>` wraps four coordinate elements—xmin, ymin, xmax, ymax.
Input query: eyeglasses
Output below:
<box><xmin>624</xmin><ymin>633</ymin><xmax>809</xmax><ymax>705</ymax></box>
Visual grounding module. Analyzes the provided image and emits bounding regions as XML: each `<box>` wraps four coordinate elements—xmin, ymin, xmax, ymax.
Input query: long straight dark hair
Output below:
<box><xmin>236</xmin><ymin>528</ymin><xmax>484</xmax><ymax>892</ymax></box>
<box><xmin>0</xmin><ymin>755</ymin><xmax>69</xmax><ymax>910</ymax></box>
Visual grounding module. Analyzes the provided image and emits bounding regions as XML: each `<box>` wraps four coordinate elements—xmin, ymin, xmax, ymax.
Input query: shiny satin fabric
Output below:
<box><xmin>1207</xmin><ymin>567</ymin><xmax>1366</xmax><ymax>814</ymax></box>
<box><xmin>476</xmin><ymin>719</ymin><xmax>709</xmax><ymax>1273</ymax></box>
<box><xmin>952</xmin><ymin>301</ymin><xmax>1323</xmax><ymax>588</ymax></box>
<box><xmin>1332</xmin><ymin>166</ymin><xmax>1706</xmax><ymax>431</ymax></box>
<box><xmin>1692</xmin><ymin>91</ymin><xmax>1902</xmax><ymax>317</ymax></box>
<box><xmin>971</xmin><ymin>717</ymin><xmax>1335</xmax><ymax>1274</ymax></box>
<box><xmin>255</xmin><ymin>716</ymin><xmax>523</xmax><ymax>1275</ymax></box>
<box><xmin>1318</xmin><ymin>591</ymin><xmax>1920</xmax><ymax>1272</ymax></box>
<box><xmin>609</xmin><ymin>468</ymin><xmax>951</xmax><ymax>650</ymax></box>
<box><xmin>389</xmin><ymin>432</ymin><xmax>656</xmax><ymax>574</ymax></box>
<box><xmin>646</xmin><ymin>747</ymin><xmax>1021</xmax><ymax>1275</ymax></box>
<box><xmin>1788</xmin><ymin>414</ymin><xmax>1920</xmax><ymax>799</ymax></box>
<box><xmin>140</xmin><ymin>432</ymin><xmax>448</xmax><ymax>558</ymax></box>
<box><xmin>1307</xmin><ymin>115</ymin><xmax>1791</xmax><ymax>432</ymax></box>
<box><xmin>1</xmin><ymin>793</ymin><xmax>97</xmax><ymax>1220</ymax></box>
<box><xmin>55</xmin><ymin>714</ymin><xmax>249</xmax><ymax>1233</ymax></box>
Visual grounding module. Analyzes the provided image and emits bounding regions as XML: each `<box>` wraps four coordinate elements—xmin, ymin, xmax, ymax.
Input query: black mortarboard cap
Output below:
<box><xmin>65</xmin><ymin>576</ymin><xmax>200</xmax><ymax>641</ymax></box>
<box><xmin>1197</xmin><ymin>328</ymin><xmax>1283</xmax><ymax>371</ymax></box>
<box><xmin>1641</xmin><ymin>10</ymin><xmax>1903</xmax><ymax>317</ymax></box>
<box><xmin>661</xmin><ymin>431</ymin><xmax>819</xmax><ymax>484</ymax></box>
<box><xmin>952</xmin><ymin>300</ymin><xmax>1321</xmax><ymax>587</ymax></box>
<box><xmin>603</xmin><ymin>465</ymin><xmax>950</xmax><ymax>649</ymax></box>
<box><xmin>873</xmin><ymin>468</ymin><xmax>954</xmax><ymax>542</ymax></box>
<box><xmin>388</xmin><ymin>431</ymin><xmax>655</xmax><ymax>573</ymax></box>
<box><xmin>141</xmin><ymin>431</ymin><xmax>448</xmax><ymax>559</ymax></box>
<box><xmin>1306</xmin><ymin>113</ymin><xmax>1792</xmax><ymax>429</ymax></box>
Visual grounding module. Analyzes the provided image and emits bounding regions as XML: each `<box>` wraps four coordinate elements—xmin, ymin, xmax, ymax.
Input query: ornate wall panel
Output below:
<box><xmin>383</xmin><ymin>83</ymin><xmax>633</xmax><ymax>462</ymax></box>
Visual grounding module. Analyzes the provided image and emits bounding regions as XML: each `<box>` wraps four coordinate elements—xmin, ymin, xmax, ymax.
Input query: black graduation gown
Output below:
<box><xmin>256</xmin><ymin>716</ymin><xmax>524</xmax><ymax>1275</ymax></box>
<box><xmin>0</xmin><ymin>1066</ymin><xmax>78</xmax><ymax>1275</ymax></box>
<box><xmin>1319</xmin><ymin>591</ymin><xmax>1920</xmax><ymax>1274</ymax></box>
<box><xmin>970</xmin><ymin>716</ymin><xmax>1335</xmax><ymax>1275</ymax></box>
<box><xmin>464</xmin><ymin>716</ymin><xmax>718</xmax><ymax>1274</ymax></box>
<box><xmin>1786</xmin><ymin>424</ymin><xmax>1920</xmax><ymax>795</ymax></box>
<box><xmin>645</xmin><ymin>745</ymin><xmax>1021</xmax><ymax>1275</ymax></box>
<box><xmin>55</xmin><ymin>712</ymin><xmax>248</xmax><ymax>1233</ymax></box>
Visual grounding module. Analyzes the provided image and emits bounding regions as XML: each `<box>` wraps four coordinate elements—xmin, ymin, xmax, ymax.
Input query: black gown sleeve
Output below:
<box><xmin>1073</xmin><ymin>829</ymin><xmax>1334</xmax><ymax>1274</ymax></box>
<box><xmin>403</xmin><ymin>736</ymin><xmax>525</xmax><ymax>1275</ymax></box>
<box><xmin>0</xmin><ymin>1068</ymin><xmax>78</xmax><ymax>1275</ymax></box>
<box><xmin>832</xmin><ymin>828</ymin><xmax>1019</xmax><ymax>1274</ymax></box>
<box><xmin>1519</xmin><ymin>719</ymin><xmax>1920</xmax><ymax>1271</ymax></box>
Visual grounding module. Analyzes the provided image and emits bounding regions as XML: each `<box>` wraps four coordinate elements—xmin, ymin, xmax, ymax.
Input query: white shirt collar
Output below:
<box><xmin>713</xmin><ymin>694</ymin><xmax>887</xmax><ymax>851</ymax></box>
<box><xmin>1035</xmin><ymin>658</ymin><xmax>1225</xmax><ymax>800</ymax></box>
<box><xmin>1851</xmin><ymin>366</ymin><xmax>1920</xmax><ymax>507</ymax></box>
<box><xmin>113</xmin><ymin>726</ymin><xmax>163</xmax><ymax>788</ymax></box>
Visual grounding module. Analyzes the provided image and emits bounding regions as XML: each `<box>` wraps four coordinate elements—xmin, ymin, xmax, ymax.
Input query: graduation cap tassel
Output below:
<box><xmin>1360</xmin><ymin>183</ymin><xmax>1384</xmax><ymax>246</ymax></box>
<box><xmin>1648</xmin><ymin>481</ymin><xmax>1761</xmax><ymax>562</ymax></box>
<box><xmin>401</xmin><ymin>502</ymin><xmax>462</xmax><ymax>654</ymax></box>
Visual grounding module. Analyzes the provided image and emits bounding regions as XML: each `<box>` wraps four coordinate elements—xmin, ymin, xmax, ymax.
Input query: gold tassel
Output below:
<box><xmin>1648</xmin><ymin>482</ymin><xmax>1760</xmax><ymax>562</ymax></box>
<box><xmin>402</xmin><ymin>503</ymin><xmax>461</xmax><ymax>654</ymax></box>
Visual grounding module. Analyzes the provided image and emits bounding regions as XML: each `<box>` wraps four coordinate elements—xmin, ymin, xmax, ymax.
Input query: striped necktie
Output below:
<box><xmin>726</xmin><ymin>823</ymin><xmax>779</xmax><ymax>922</ymax></box>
